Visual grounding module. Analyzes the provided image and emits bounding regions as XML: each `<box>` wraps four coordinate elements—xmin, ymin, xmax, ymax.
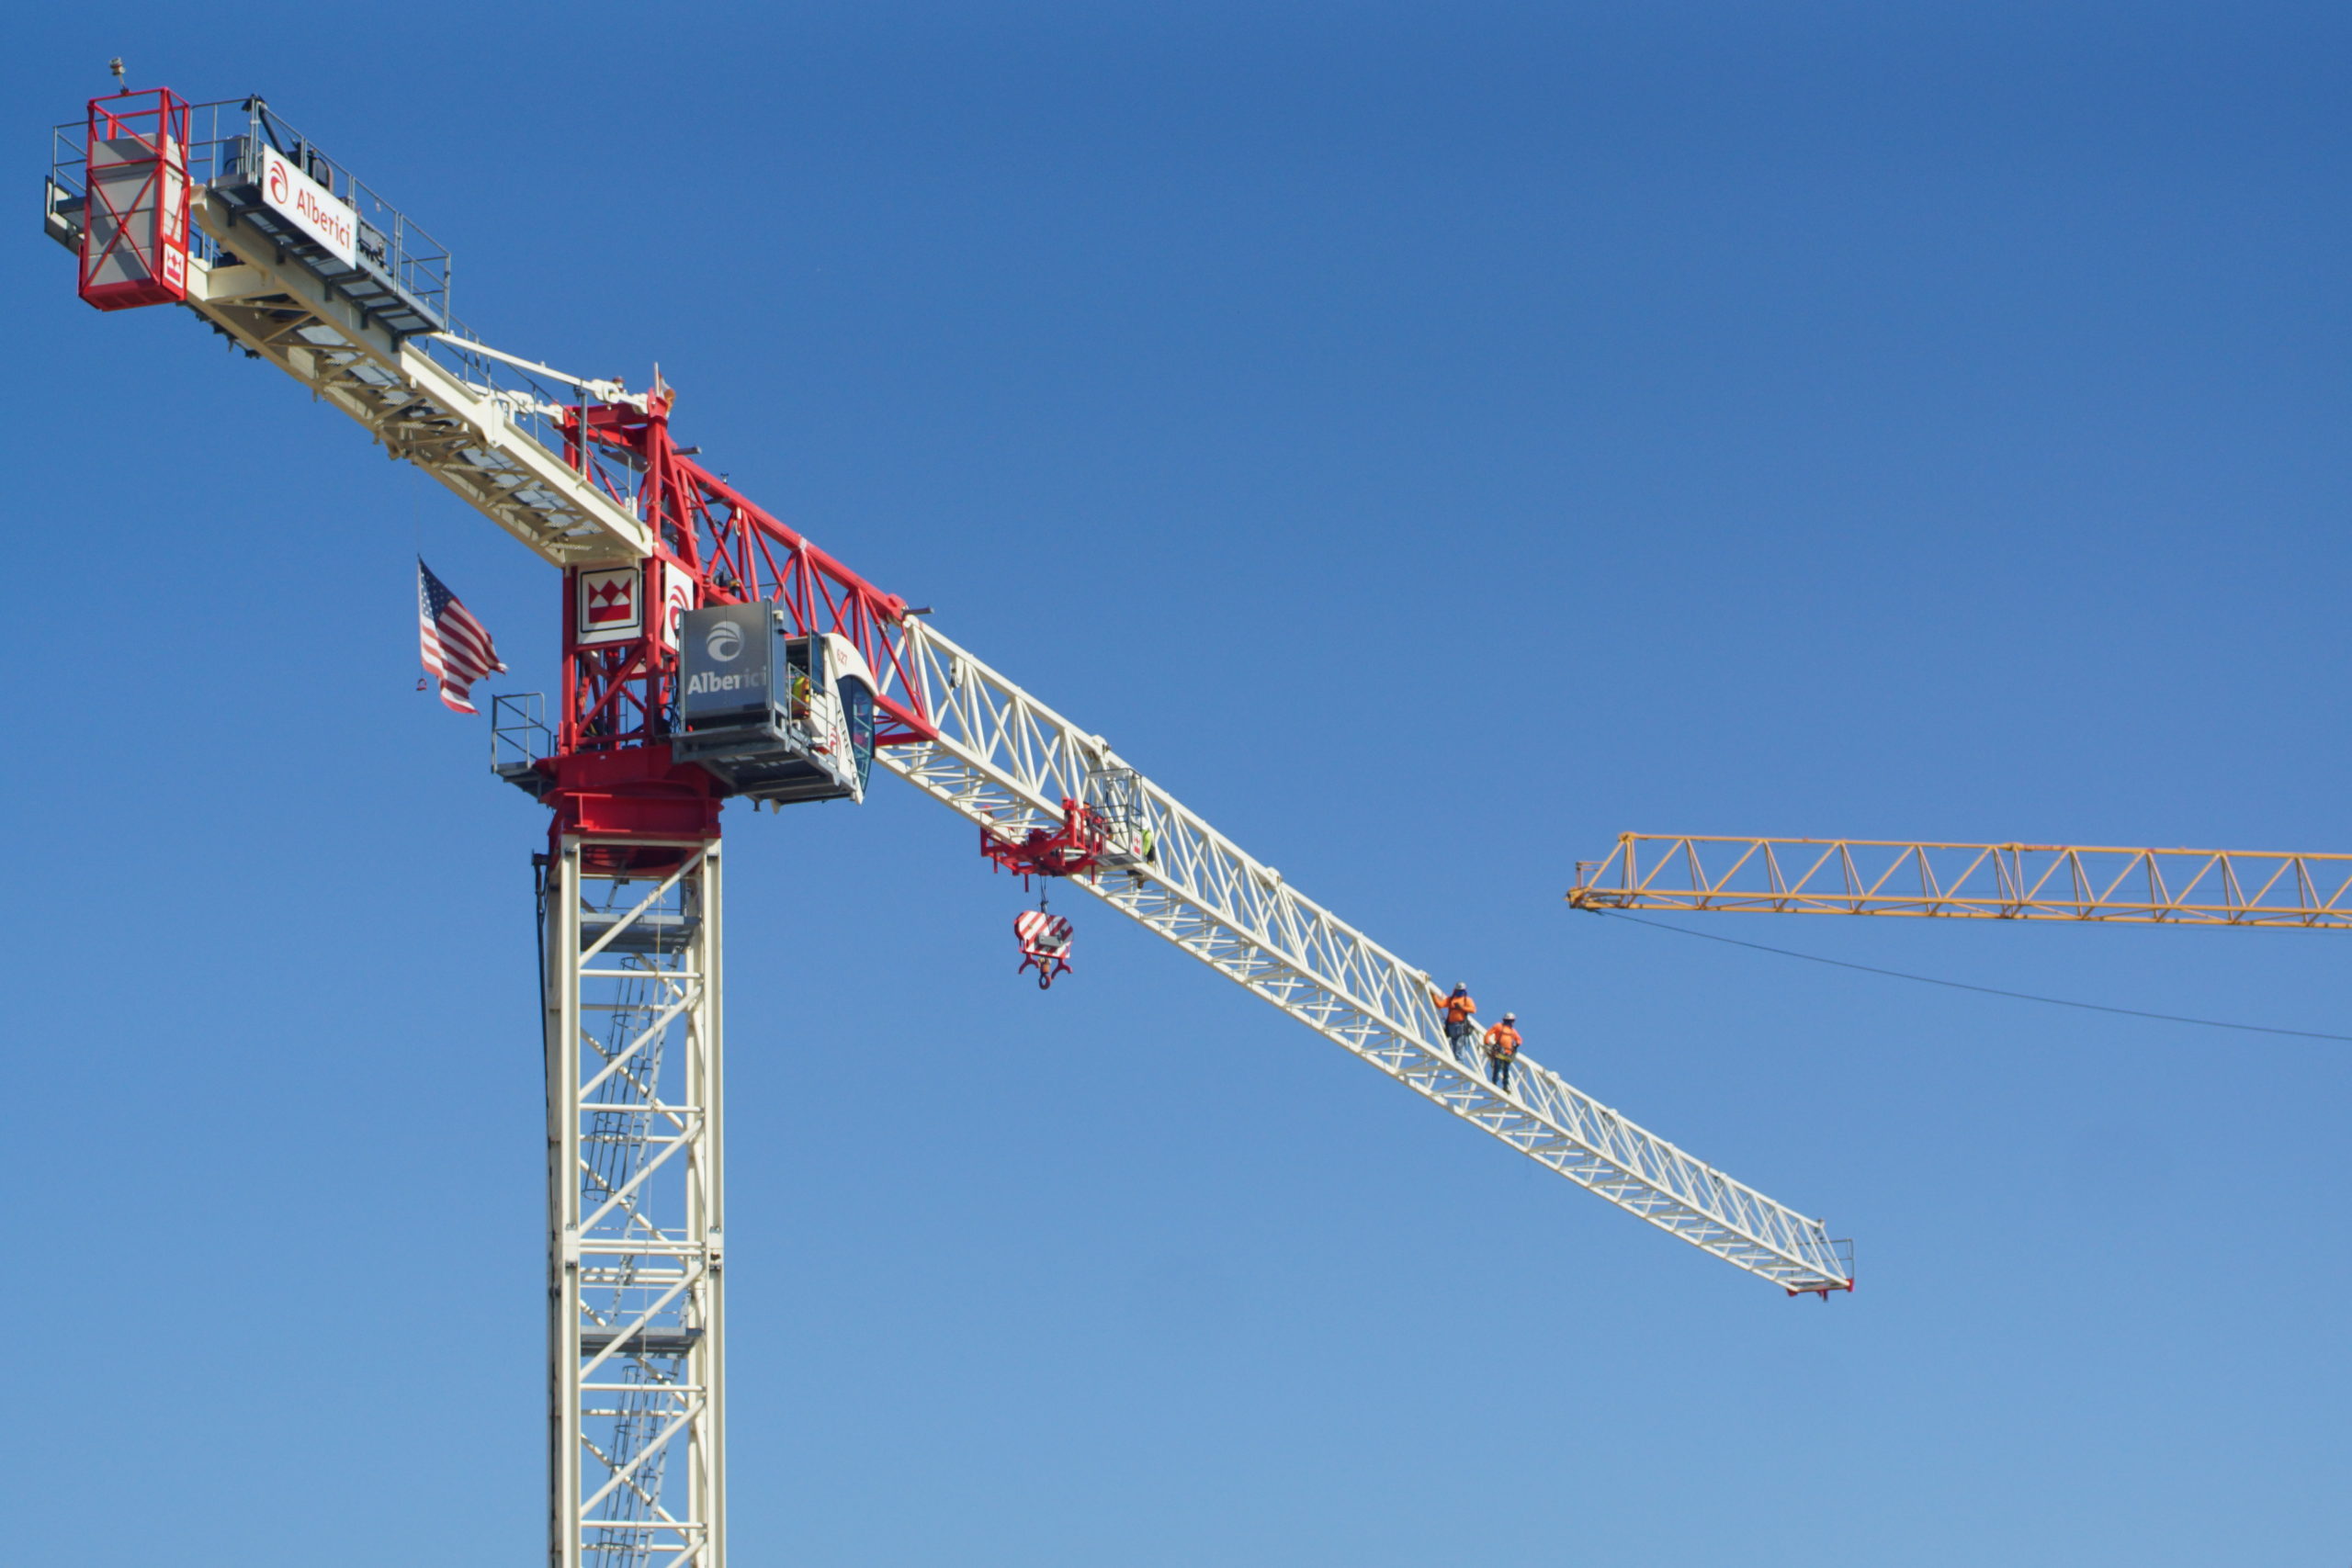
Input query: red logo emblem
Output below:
<box><xmin>577</xmin><ymin>567</ymin><xmax>644</xmax><ymax>641</ymax></box>
<box><xmin>585</xmin><ymin>576</ymin><xmax>634</xmax><ymax>625</ymax></box>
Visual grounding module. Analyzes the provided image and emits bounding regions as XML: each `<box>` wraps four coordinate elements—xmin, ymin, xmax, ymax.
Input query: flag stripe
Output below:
<box><xmin>418</xmin><ymin>558</ymin><xmax>506</xmax><ymax>717</ymax></box>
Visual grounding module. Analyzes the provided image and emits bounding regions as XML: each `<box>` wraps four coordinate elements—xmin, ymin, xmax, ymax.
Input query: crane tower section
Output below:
<box><xmin>545</xmin><ymin>844</ymin><xmax>726</xmax><ymax>1568</ymax></box>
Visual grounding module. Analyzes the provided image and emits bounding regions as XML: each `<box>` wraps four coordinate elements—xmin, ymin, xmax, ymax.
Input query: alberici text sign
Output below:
<box><xmin>260</xmin><ymin>147</ymin><xmax>357</xmax><ymax>267</ymax></box>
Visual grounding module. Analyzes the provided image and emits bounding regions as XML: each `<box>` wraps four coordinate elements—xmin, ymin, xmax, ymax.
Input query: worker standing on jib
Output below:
<box><xmin>1483</xmin><ymin>1012</ymin><xmax>1522</xmax><ymax>1091</ymax></box>
<box><xmin>1431</xmin><ymin>982</ymin><xmax>1478</xmax><ymax>1065</ymax></box>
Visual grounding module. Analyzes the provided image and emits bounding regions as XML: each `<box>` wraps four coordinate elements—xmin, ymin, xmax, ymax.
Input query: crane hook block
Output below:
<box><xmin>1014</xmin><ymin>909</ymin><xmax>1074</xmax><ymax>989</ymax></box>
<box><xmin>978</xmin><ymin>786</ymin><xmax>1153</xmax><ymax>884</ymax></box>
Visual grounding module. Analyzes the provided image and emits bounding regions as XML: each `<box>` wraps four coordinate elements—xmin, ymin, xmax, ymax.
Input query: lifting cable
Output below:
<box><xmin>1581</xmin><ymin>907</ymin><xmax>2352</xmax><ymax>1043</ymax></box>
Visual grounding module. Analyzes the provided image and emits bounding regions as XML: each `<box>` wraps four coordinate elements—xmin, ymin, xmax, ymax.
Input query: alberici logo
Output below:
<box><xmin>706</xmin><ymin>620</ymin><xmax>744</xmax><ymax>662</ymax></box>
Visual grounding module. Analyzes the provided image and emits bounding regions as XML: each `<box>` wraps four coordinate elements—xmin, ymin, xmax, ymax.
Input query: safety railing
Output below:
<box><xmin>50</xmin><ymin>95</ymin><xmax>451</xmax><ymax>320</ymax></box>
<box><xmin>419</xmin><ymin>326</ymin><xmax>651</xmax><ymax>512</ymax></box>
<box><xmin>492</xmin><ymin>693</ymin><xmax>556</xmax><ymax>793</ymax></box>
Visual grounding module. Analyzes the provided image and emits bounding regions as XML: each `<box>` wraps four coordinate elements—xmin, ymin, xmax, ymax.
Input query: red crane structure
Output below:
<box><xmin>51</xmin><ymin>86</ymin><xmax>1855</xmax><ymax>1568</ymax></box>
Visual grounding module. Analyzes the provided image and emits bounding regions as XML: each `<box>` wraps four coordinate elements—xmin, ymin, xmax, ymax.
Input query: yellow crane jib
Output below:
<box><xmin>1567</xmin><ymin>834</ymin><xmax>2352</xmax><ymax>930</ymax></box>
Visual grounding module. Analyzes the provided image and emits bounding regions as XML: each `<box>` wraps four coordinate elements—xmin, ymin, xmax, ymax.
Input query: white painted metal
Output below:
<box><xmin>546</xmin><ymin>840</ymin><xmax>726</xmax><ymax>1568</ymax></box>
<box><xmin>41</xmin><ymin>111</ymin><xmax>1860</xmax><ymax>1568</ymax></box>
<box><xmin>423</xmin><ymin>330</ymin><xmax>643</xmax><ymax>408</ymax></box>
<box><xmin>180</xmin><ymin>198</ymin><xmax>651</xmax><ymax>569</ymax></box>
<box><xmin>876</xmin><ymin>621</ymin><xmax>1853</xmax><ymax>1293</ymax></box>
<box><xmin>111</xmin><ymin>156</ymin><xmax>1844</xmax><ymax>1292</ymax></box>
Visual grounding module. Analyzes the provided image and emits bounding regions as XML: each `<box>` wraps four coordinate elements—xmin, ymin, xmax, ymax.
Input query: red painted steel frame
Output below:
<box><xmin>79</xmin><ymin>89</ymin><xmax>191</xmax><ymax>311</ymax></box>
<box><xmin>537</xmin><ymin>388</ymin><xmax>938</xmax><ymax>856</ymax></box>
<box><xmin>982</xmin><ymin>799</ymin><xmax>1114</xmax><ymax>883</ymax></box>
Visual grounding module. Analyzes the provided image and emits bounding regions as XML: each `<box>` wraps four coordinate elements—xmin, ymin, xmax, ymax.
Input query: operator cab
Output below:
<box><xmin>672</xmin><ymin>604</ymin><xmax>876</xmax><ymax>806</ymax></box>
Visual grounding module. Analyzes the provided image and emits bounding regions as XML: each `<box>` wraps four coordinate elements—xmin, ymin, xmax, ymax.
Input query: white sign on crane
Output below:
<box><xmin>259</xmin><ymin>145</ymin><xmax>356</xmax><ymax>266</ymax></box>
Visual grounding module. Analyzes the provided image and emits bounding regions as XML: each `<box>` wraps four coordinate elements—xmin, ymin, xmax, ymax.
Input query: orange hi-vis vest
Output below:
<box><xmin>1483</xmin><ymin>1023</ymin><xmax>1521</xmax><ymax>1059</ymax></box>
<box><xmin>1434</xmin><ymin>989</ymin><xmax>1477</xmax><ymax>1025</ymax></box>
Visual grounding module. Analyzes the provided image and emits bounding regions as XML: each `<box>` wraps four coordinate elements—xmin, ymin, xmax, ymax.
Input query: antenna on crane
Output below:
<box><xmin>107</xmin><ymin>58</ymin><xmax>125</xmax><ymax>92</ymax></box>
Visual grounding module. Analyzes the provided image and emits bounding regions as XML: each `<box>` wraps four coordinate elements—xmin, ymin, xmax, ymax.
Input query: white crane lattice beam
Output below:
<box><xmin>182</xmin><ymin>197</ymin><xmax>650</xmax><ymax>569</ymax></box>
<box><xmin>546</xmin><ymin>840</ymin><xmax>726</xmax><ymax>1568</ymax></box>
<box><xmin>876</xmin><ymin>624</ymin><xmax>1853</xmax><ymax>1293</ymax></box>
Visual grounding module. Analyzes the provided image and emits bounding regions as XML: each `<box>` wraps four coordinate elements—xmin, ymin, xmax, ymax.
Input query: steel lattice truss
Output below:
<box><xmin>1569</xmin><ymin>834</ymin><xmax>2352</xmax><ymax>930</ymax></box>
<box><xmin>42</xmin><ymin>88</ymin><xmax>1866</xmax><ymax>1568</ymax></box>
<box><xmin>176</xmin><ymin>195</ymin><xmax>651</xmax><ymax>570</ymax></box>
<box><xmin>547</xmin><ymin>844</ymin><xmax>726</xmax><ymax>1568</ymax></box>
<box><xmin>85</xmin><ymin>176</ymin><xmax>1853</xmax><ymax>1292</ymax></box>
<box><xmin>876</xmin><ymin>624</ymin><xmax>1852</xmax><ymax>1293</ymax></box>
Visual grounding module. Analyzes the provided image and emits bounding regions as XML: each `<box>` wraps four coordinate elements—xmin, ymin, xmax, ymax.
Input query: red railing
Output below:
<box><xmin>555</xmin><ymin>394</ymin><xmax>938</xmax><ymax>761</ymax></box>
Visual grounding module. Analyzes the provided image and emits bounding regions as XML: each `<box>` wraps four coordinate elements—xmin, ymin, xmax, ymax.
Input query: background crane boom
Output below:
<box><xmin>1569</xmin><ymin>834</ymin><xmax>2352</xmax><ymax>930</ymax></box>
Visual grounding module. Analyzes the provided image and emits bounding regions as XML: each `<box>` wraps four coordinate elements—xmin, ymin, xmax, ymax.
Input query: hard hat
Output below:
<box><xmin>1452</xmin><ymin>982</ymin><xmax>1467</xmax><ymax>992</ymax></box>
<box><xmin>1503</xmin><ymin>1012</ymin><xmax>1516</xmax><ymax>1021</ymax></box>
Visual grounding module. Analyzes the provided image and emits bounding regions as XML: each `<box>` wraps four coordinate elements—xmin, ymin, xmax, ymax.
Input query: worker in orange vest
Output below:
<box><xmin>1431</xmin><ymin>982</ymin><xmax>1477</xmax><ymax>1065</ymax></box>
<box><xmin>1483</xmin><ymin>1012</ymin><xmax>1522</xmax><ymax>1091</ymax></box>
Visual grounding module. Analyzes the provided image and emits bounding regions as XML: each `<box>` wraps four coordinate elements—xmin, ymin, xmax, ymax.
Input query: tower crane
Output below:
<box><xmin>49</xmin><ymin>87</ymin><xmax>1854</xmax><ymax>1568</ymax></box>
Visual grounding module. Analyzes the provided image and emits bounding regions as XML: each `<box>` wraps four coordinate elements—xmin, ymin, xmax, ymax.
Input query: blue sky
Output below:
<box><xmin>8</xmin><ymin>4</ymin><xmax>2351</xmax><ymax>1564</ymax></box>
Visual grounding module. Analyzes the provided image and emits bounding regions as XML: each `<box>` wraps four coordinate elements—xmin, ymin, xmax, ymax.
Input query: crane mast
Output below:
<box><xmin>546</xmin><ymin>844</ymin><xmax>726</xmax><ymax>1568</ymax></box>
<box><xmin>50</xmin><ymin>87</ymin><xmax>1855</xmax><ymax>1568</ymax></box>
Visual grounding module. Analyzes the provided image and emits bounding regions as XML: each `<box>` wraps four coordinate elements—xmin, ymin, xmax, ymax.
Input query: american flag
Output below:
<box><xmin>417</xmin><ymin>558</ymin><xmax>507</xmax><ymax>715</ymax></box>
